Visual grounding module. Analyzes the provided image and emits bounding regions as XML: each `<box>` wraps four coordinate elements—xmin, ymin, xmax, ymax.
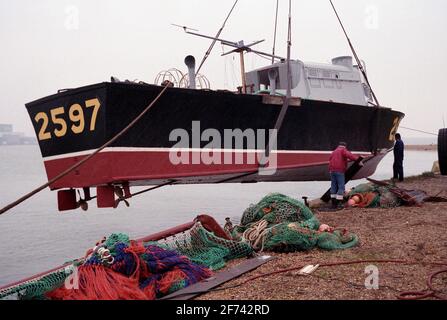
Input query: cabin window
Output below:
<box><xmin>322</xmin><ymin>70</ymin><xmax>331</xmax><ymax>78</ymax></box>
<box><xmin>308</xmin><ymin>68</ymin><xmax>318</xmax><ymax>77</ymax></box>
<box><xmin>310</xmin><ymin>78</ymin><xmax>321</xmax><ymax>88</ymax></box>
<box><xmin>336</xmin><ymin>80</ymin><xmax>342</xmax><ymax>89</ymax></box>
<box><xmin>323</xmin><ymin>79</ymin><xmax>334</xmax><ymax>88</ymax></box>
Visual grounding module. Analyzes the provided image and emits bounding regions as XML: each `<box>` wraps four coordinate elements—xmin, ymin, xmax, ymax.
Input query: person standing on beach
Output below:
<box><xmin>329</xmin><ymin>142</ymin><xmax>362</xmax><ymax>209</ymax></box>
<box><xmin>393</xmin><ymin>133</ymin><xmax>405</xmax><ymax>182</ymax></box>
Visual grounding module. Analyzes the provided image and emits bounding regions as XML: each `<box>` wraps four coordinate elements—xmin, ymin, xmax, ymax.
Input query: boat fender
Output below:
<box><xmin>438</xmin><ymin>128</ymin><xmax>447</xmax><ymax>175</ymax></box>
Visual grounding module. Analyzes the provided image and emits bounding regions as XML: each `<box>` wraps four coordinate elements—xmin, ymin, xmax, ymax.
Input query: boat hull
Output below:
<box><xmin>26</xmin><ymin>82</ymin><xmax>404</xmax><ymax>189</ymax></box>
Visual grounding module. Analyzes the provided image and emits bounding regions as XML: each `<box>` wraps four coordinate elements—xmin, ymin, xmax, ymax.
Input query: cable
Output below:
<box><xmin>399</xmin><ymin>126</ymin><xmax>438</xmax><ymax>137</ymax></box>
<box><xmin>271</xmin><ymin>0</ymin><xmax>280</xmax><ymax>64</ymax></box>
<box><xmin>254</xmin><ymin>52</ymin><xmax>273</xmax><ymax>62</ymax></box>
<box><xmin>0</xmin><ymin>84</ymin><xmax>170</xmax><ymax>216</ymax></box>
<box><xmin>398</xmin><ymin>268</ymin><xmax>447</xmax><ymax>300</ymax></box>
<box><xmin>195</xmin><ymin>0</ymin><xmax>239</xmax><ymax>76</ymax></box>
<box><xmin>163</xmin><ymin>259</ymin><xmax>447</xmax><ymax>300</ymax></box>
<box><xmin>329</xmin><ymin>0</ymin><xmax>380</xmax><ymax>107</ymax></box>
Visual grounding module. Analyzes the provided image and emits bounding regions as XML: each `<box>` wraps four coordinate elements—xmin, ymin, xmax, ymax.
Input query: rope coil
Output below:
<box><xmin>242</xmin><ymin>220</ymin><xmax>269</xmax><ymax>251</ymax></box>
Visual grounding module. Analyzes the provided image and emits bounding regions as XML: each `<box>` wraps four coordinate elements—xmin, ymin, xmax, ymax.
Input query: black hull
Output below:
<box><xmin>26</xmin><ymin>82</ymin><xmax>404</xmax><ymax>158</ymax></box>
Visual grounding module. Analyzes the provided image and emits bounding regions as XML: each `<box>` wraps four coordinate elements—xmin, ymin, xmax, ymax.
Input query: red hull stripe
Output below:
<box><xmin>43</xmin><ymin>150</ymin><xmax>369</xmax><ymax>189</ymax></box>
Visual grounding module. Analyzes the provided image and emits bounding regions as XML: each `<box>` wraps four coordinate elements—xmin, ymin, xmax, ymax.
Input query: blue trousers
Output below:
<box><xmin>330</xmin><ymin>172</ymin><xmax>346</xmax><ymax>200</ymax></box>
<box><xmin>393</xmin><ymin>160</ymin><xmax>404</xmax><ymax>181</ymax></box>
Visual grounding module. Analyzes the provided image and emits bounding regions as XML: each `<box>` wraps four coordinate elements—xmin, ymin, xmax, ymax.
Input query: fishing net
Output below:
<box><xmin>349</xmin><ymin>183</ymin><xmax>376</xmax><ymax>194</ymax></box>
<box><xmin>262</xmin><ymin>223</ymin><xmax>359</xmax><ymax>253</ymax></box>
<box><xmin>155</xmin><ymin>222</ymin><xmax>254</xmax><ymax>271</ymax></box>
<box><xmin>233</xmin><ymin>193</ymin><xmax>320</xmax><ymax>238</ymax></box>
<box><xmin>42</xmin><ymin>236</ymin><xmax>212</xmax><ymax>300</ymax></box>
<box><xmin>0</xmin><ymin>222</ymin><xmax>253</xmax><ymax>300</ymax></box>
<box><xmin>1</xmin><ymin>194</ymin><xmax>360</xmax><ymax>300</ymax></box>
<box><xmin>0</xmin><ymin>265</ymin><xmax>76</xmax><ymax>300</ymax></box>
<box><xmin>231</xmin><ymin>193</ymin><xmax>359</xmax><ymax>253</ymax></box>
<box><xmin>348</xmin><ymin>184</ymin><xmax>401</xmax><ymax>208</ymax></box>
<box><xmin>376</xmin><ymin>187</ymin><xmax>401</xmax><ymax>208</ymax></box>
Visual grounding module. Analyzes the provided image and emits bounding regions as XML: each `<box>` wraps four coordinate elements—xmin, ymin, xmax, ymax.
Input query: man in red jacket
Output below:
<box><xmin>329</xmin><ymin>142</ymin><xmax>361</xmax><ymax>208</ymax></box>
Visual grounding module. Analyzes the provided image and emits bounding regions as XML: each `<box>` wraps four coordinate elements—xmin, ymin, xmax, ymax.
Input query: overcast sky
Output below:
<box><xmin>0</xmin><ymin>0</ymin><xmax>446</xmax><ymax>137</ymax></box>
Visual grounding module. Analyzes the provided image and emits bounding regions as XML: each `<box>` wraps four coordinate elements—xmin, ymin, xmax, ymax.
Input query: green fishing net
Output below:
<box><xmin>349</xmin><ymin>183</ymin><xmax>376</xmax><ymax>194</ymax></box>
<box><xmin>1</xmin><ymin>193</ymin><xmax>361</xmax><ymax>300</ymax></box>
<box><xmin>231</xmin><ymin>193</ymin><xmax>359</xmax><ymax>253</ymax></box>
<box><xmin>262</xmin><ymin>223</ymin><xmax>359</xmax><ymax>253</ymax></box>
<box><xmin>348</xmin><ymin>184</ymin><xmax>401</xmax><ymax>208</ymax></box>
<box><xmin>0</xmin><ymin>222</ymin><xmax>253</xmax><ymax>300</ymax></box>
<box><xmin>232</xmin><ymin>193</ymin><xmax>320</xmax><ymax>239</ymax></box>
<box><xmin>240</xmin><ymin>193</ymin><xmax>317</xmax><ymax>226</ymax></box>
<box><xmin>0</xmin><ymin>264</ymin><xmax>76</xmax><ymax>300</ymax></box>
<box><xmin>156</xmin><ymin>222</ymin><xmax>254</xmax><ymax>271</ymax></box>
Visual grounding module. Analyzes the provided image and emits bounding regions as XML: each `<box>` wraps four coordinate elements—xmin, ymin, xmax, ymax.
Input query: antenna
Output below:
<box><xmin>221</xmin><ymin>39</ymin><xmax>266</xmax><ymax>56</ymax></box>
<box><xmin>171</xmin><ymin>24</ymin><xmax>199</xmax><ymax>32</ymax></box>
<box><xmin>183</xmin><ymin>30</ymin><xmax>284</xmax><ymax>93</ymax></box>
<box><xmin>184</xmin><ymin>30</ymin><xmax>284</xmax><ymax>61</ymax></box>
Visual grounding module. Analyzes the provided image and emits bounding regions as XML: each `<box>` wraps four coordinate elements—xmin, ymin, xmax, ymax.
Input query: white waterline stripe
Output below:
<box><xmin>43</xmin><ymin>147</ymin><xmax>371</xmax><ymax>161</ymax></box>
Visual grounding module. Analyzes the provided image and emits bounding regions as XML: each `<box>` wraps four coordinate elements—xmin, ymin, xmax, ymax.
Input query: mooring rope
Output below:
<box><xmin>0</xmin><ymin>84</ymin><xmax>170</xmax><ymax>216</ymax></box>
<box><xmin>399</xmin><ymin>126</ymin><xmax>438</xmax><ymax>137</ymax></box>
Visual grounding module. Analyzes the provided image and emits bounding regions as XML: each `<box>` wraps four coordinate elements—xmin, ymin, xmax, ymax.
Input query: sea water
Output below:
<box><xmin>0</xmin><ymin>145</ymin><xmax>439</xmax><ymax>286</ymax></box>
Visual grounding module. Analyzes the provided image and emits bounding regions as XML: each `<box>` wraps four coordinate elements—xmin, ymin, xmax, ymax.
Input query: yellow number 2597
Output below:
<box><xmin>34</xmin><ymin>98</ymin><xmax>101</xmax><ymax>141</ymax></box>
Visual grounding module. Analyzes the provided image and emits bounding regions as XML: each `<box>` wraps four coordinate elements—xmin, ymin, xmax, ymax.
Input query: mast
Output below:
<box><xmin>286</xmin><ymin>0</ymin><xmax>292</xmax><ymax>99</ymax></box>
<box><xmin>264</xmin><ymin>0</ymin><xmax>293</xmax><ymax>160</ymax></box>
<box><xmin>239</xmin><ymin>51</ymin><xmax>247</xmax><ymax>93</ymax></box>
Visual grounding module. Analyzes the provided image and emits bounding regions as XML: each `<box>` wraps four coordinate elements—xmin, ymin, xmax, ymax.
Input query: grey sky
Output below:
<box><xmin>0</xmin><ymin>0</ymin><xmax>446</xmax><ymax>137</ymax></box>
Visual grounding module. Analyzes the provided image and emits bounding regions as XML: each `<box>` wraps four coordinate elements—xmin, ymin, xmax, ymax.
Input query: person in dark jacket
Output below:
<box><xmin>393</xmin><ymin>133</ymin><xmax>405</xmax><ymax>182</ymax></box>
<box><xmin>329</xmin><ymin>142</ymin><xmax>362</xmax><ymax>208</ymax></box>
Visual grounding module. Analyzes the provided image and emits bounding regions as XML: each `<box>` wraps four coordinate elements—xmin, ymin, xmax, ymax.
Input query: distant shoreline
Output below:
<box><xmin>406</xmin><ymin>144</ymin><xmax>437</xmax><ymax>151</ymax></box>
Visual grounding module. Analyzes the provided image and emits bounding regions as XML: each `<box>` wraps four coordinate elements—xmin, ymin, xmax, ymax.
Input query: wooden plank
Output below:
<box><xmin>160</xmin><ymin>255</ymin><xmax>275</xmax><ymax>300</ymax></box>
<box><xmin>262</xmin><ymin>95</ymin><xmax>301</xmax><ymax>107</ymax></box>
